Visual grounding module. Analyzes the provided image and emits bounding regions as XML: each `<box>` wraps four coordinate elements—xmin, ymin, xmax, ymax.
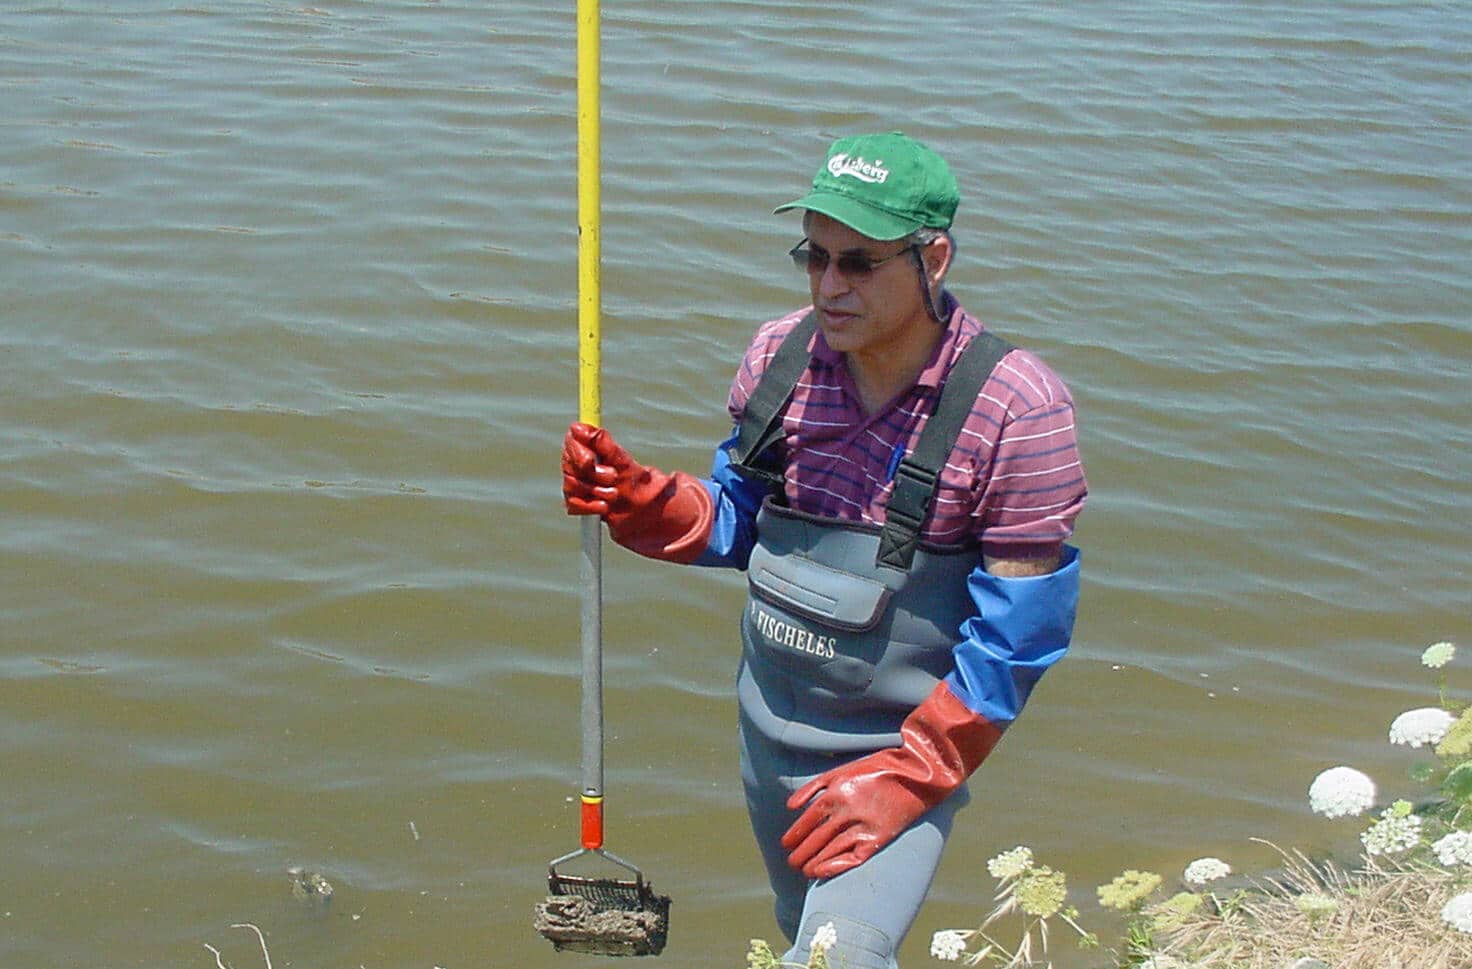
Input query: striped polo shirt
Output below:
<box><xmin>726</xmin><ymin>295</ymin><xmax>1087</xmax><ymax>559</ymax></box>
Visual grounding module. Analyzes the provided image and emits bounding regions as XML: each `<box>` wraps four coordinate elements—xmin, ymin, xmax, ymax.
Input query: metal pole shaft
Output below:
<box><xmin>579</xmin><ymin>515</ymin><xmax>603</xmax><ymax>800</ymax></box>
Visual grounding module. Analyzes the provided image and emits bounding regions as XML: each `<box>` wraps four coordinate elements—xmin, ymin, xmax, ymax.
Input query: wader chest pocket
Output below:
<box><xmin>748</xmin><ymin>544</ymin><xmax>892</xmax><ymax>632</ymax></box>
<box><xmin>745</xmin><ymin>544</ymin><xmax>893</xmax><ymax>694</ymax></box>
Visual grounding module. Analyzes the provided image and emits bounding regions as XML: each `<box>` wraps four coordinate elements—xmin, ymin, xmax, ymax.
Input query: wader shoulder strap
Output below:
<box><xmin>877</xmin><ymin>330</ymin><xmax>1014</xmax><ymax>572</ymax></box>
<box><xmin>729</xmin><ymin>312</ymin><xmax>818</xmax><ymax>489</ymax></box>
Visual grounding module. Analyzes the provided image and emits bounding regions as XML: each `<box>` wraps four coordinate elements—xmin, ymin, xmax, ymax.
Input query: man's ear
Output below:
<box><xmin>923</xmin><ymin>233</ymin><xmax>954</xmax><ymax>288</ymax></box>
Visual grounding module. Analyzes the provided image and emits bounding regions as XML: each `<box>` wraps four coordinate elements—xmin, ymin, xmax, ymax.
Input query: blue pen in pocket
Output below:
<box><xmin>885</xmin><ymin>442</ymin><xmax>906</xmax><ymax>482</ymax></box>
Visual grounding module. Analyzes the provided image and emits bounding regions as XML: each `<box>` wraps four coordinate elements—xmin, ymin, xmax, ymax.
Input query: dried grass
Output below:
<box><xmin>1152</xmin><ymin>840</ymin><xmax>1472</xmax><ymax>969</ymax></box>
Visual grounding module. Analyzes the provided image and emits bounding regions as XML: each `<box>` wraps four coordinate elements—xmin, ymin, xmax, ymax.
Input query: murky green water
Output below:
<box><xmin>2</xmin><ymin>3</ymin><xmax>1469</xmax><ymax>967</ymax></box>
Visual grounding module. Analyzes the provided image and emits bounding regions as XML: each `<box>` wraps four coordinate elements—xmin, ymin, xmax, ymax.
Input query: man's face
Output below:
<box><xmin>802</xmin><ymin>212</ymin><xmax>936</xmax><ymax>366</ymax></box>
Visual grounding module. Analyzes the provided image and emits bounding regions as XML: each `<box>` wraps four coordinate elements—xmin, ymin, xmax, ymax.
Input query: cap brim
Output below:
<box><xmin>773</xmin><ymin>190</ymin><xmax>919</xmax><ymax>241</ymax></box>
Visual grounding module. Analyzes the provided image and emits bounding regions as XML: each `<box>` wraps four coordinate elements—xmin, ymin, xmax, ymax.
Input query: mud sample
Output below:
<box><xmin>533</xmin><ymin>891</ymin><xmax>670</xmax><ymax>957</ymax></box>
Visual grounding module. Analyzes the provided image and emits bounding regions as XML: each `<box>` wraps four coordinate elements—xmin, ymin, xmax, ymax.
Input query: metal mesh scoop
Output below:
<box><xmin>535</xmin><ymin>846</ymin><xmax>671</xmax><ymax>957</ymax></box>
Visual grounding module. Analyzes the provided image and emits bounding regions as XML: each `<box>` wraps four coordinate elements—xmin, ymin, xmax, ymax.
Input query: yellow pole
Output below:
<box><xmin>575</xmin><ymin>0</ymin><xmax>606</xmax><ymax>817</ymax></box>
<box><xmin>576</xmin><ymin>0</ymin><xmax>600</xmax><ymax>427</ymax></box>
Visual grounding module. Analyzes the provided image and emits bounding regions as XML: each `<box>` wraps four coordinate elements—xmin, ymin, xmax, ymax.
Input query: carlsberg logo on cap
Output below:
<box><xmin>774</xmin><ymin>131</ymin><xmax>959</xmax><ymax>241</ymax></box>
<box><xmin>827</xmin><ymin>153</ymin><xmax>890</xmax><ymax>184</ymax></box>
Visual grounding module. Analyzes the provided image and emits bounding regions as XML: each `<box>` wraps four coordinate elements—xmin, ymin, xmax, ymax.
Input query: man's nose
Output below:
<box><xmin>816</xmin><ymin>261</ymin><xmax>850</xmax><ymax>298</ymax></box>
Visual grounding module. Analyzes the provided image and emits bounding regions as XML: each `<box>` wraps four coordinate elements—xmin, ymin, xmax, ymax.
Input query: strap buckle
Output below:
<box><xmin>886</xmin><ymin>459</ymin><xmax>936</xmax><ymax>524</ymax></box>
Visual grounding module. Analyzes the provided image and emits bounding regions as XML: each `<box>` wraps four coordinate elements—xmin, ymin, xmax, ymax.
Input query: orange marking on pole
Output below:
<box><xmin>580</xmin><ymin>794</ymin><xmax>604</xmax><ymax>850</ymax></box>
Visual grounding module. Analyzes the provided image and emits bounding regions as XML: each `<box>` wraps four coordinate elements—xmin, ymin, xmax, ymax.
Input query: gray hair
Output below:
<box><xmin>905</xmin><ymin>226</ymin><xmax>952</xmax><ymax>251</ymax></box>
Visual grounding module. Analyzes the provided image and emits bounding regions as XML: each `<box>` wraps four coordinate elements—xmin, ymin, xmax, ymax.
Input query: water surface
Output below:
<box><xmin>2</xmin><ymin>3</ymin><xmax>1469</xmax><ymax>967</ymax></box>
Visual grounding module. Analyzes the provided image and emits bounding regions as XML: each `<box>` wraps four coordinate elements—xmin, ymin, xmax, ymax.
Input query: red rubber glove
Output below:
<box><xmin>781</xmin><ymin>682</ymin><xmax>1002</xmax><ymax>879</ymax></box>
<box><xmin>561</xmin><ymin>421</ymin><xmax>714</xmax><ymax>564</ymax></box>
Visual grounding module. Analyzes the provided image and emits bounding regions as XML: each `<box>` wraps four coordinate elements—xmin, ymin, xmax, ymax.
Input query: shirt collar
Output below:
<box><xmin>914</xmin><ymin>291</ymin><xmax>964</xmax><ymax>389</ymax></box>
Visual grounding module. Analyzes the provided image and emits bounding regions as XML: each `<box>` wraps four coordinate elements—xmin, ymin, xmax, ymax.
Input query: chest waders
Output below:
<box><xmin>729</xmin><ymin>313</ymin><xmax>1014</xmax><ymax>755</ymax></box>
<box><xmin>730</xmin><ymin>314</ymin><xmax>1015</xmax><ymax>968</ymax></box>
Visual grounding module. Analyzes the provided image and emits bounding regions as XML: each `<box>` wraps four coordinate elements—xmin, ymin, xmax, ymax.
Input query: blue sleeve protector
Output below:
<box><xmin>943</xmin><ymin>545</ymin><xmax>1080</xmax><ymax>729</ymax></box>
<box><xmin>690</xmin><ymin>428</ymin><xmax>769</xmax><ymax>570</ymax></box>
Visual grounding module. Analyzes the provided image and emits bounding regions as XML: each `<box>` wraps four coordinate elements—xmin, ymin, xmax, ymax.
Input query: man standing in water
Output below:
<box><xmin>562</xmin><ymin>132</ymin><xmax>1086</xmax><ymax>968</ymax></box>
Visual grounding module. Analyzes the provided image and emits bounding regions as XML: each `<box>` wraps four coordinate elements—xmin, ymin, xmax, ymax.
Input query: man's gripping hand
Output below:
<box><xmin>560</xmin><ymin>422</ymin><xmax>714</xmax><ymax>564</ymax></box>
<box><xmin>561</xmin><ymin>421</ymin><xmax>625</xmax><ymax>516</ymax></box>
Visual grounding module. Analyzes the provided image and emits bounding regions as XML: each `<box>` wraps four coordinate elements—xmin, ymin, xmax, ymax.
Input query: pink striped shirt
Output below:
<box><xmin>726</xmin><ymin>296</ymin><xmax>1087</xmax><ymax>559</ymax></box>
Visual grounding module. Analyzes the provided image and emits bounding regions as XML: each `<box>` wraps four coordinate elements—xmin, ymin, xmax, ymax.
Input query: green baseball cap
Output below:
<box><xmin>774</xmin><ymin>131</ymin><xmax>959</xmax><ymax>241</ymax></box>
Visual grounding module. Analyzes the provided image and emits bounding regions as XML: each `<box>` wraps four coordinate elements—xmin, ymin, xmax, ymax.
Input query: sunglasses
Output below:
<box><xmin>788</xmin><ymin>239</ymin><xmax>918</xmax><ymax>281</ymax></box>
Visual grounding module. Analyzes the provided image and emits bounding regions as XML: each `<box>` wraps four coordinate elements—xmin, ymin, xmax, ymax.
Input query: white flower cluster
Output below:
<box><xmin>1434</xmin><ymin>830</ymin><xmax>1472</xmax><ymax>867</ymax></box>
<box><xmin>986</xmin><ymin>845</ymin><xmax>1034</xmax><ymax>879</ymax></box>
<box><xmin>1443</xmin><ymin>892</ymin><xmax>1472</xmax><ymax>933</ymax></box>
<box><xmin>809</xmin><ymin>921</ymin><xmax>837</xmax><ymax>956</ymax></box>
<box><xmin>1388</xmin><ymin>707</ymin><xmax>1455</xmax><ymax>748</ymax></box>
<box><xmin>1423</xmin><ymin>641</ymin><xmax>1457</xmax><ymax>669</ymax></box>
<box><xmin>929</xmin><ymin>929</ymin><xmax>968</xmax><ymax>962</ymax></box>
<box><xmin>1182</xmin><ymin>857</ymin><xmax>1231</xmax><ymax>886</ymax></box>
<box><xmin>1360</xmin><ymin>806</ymin><xmax>1424</xmax><ymax>857</ymax></box>
<box><xmin>1308</xmin><ymin>766</ymin><xmax>1376</xmax><ymax>818</ymax></box>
